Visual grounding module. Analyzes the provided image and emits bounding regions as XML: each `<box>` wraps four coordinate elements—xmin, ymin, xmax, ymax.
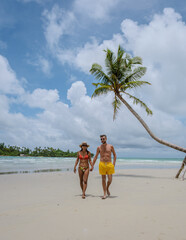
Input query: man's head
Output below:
<box><xmin>100</xmin><ymin>134</ymin><xmax>107</xmax><ymax>144</ymax></box>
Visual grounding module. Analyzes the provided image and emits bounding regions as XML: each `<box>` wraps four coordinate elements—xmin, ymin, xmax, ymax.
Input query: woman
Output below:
<box><xmin>74</xmin><ymin>142</ymin><xmax>93</xmax><ymax>199</ymax></box>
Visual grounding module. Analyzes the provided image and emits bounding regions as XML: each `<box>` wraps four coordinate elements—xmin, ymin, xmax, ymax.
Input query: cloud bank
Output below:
<box><xmin>0</xmin><ymin>7</ymin><xmax>186</xmax><ymax>157</ymax></box>
<box><xmin>43</xmin><ymin>7</ymin><xmax>186</xmax><ymax>116</ymax></box>
<box><xmin>0</xmin><ymin>52</ymin><xmax>186</xmax><ymax>157</ymax></box>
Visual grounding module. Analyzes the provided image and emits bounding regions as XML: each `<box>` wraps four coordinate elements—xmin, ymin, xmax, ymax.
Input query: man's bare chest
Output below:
<box><xmin>100</xmin><ymin>145</ymin><xmax>111</xmax><ymax>155</ymax></box>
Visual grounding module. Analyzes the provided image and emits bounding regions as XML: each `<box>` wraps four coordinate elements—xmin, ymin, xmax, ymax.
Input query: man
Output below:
<box><xmin>91</xmin><ymin>135</ymin><xmax>116</xmax><ymax>199</ymax></box>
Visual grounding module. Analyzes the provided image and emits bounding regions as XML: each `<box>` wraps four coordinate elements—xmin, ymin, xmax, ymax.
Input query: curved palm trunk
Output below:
<box><xmin>175</xmin><ymin>162</ymin><xmax>184</xmax><ymax>178</ymax></box>
<box><xmin>117</xmin><ymin>93</ymin><xmax>186</xmax><ymax>178</ymax></box>
<box><xmin>175</xmin><ymin>156</ymin><xmax>186</xmax><ymax>178</ymax></box>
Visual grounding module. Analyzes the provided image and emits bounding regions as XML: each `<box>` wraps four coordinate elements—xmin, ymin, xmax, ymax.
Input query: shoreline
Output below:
<box><xmin>0</xmin><ymin>156</ymin><xmax>184</xmax><ymax>175</ymax></box>
<box><xmin>0</xmin><ymin>168</ymin><xmax>70</xmax><ymax>175</ymax></box>
<box><xmin>0</xmin><ymin>164</ymin><xmax>182</xmax><ymax>175</ymax></box>
<box><xmin>0</xmin><ymin>162</ymin><xmax>183</xmax><ymax>175</ymax></box>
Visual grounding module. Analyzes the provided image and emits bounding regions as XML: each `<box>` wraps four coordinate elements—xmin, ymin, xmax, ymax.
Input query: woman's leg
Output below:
<box><xmin>78</xmin><ymin>167</ymin><xmax>84</xmax><ymax>193</ymax></box>
<box><xmin>82</xmin><ymin>168</ymin><xmax>89</xmax><ymax>198</ymax></box>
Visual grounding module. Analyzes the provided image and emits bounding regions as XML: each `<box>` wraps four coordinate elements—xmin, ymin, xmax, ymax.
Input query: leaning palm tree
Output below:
<box><xmin>89</xmin><ymin>45</ymin><xmax>186</xmax><ymax>178</ymax></box>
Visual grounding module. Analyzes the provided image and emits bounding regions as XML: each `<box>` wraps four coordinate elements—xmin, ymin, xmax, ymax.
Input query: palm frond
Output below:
<box><xmin>130</xmin><ymin>56</ymin><xmax>143</xmax><ymax>65</ymax></box>
<box><xmin>120</xmin><ymin>80</ymin><xmax>151</xmax><ymax>91</ymax></box>
<box><xmin>105</xmin><ymin>48</ymin><xmax>125</xmax><ymax>80</ymax></box>
<box><xmin>92</xmin><ymin>83</ymin><xmax>100</xmax><ymax>87</ymax></box>
<box><xmin>116</xmin><ymin>45</ymin><xmax>125</xmax><ymax>65</ymax></box>
<box><xmin>122</xmin><ymin>67</ymin><xmax>147</xmax><ymax>84</ymax></box>
<box><xmin>106</xmin><ymin>46</ymin><xmax>127</xmax><ymax>81</ymax></box>
<box><xmin>115</xmin><ymin>46</ymin><xmax>127</xmax><ymax>79</ymax></box>
<box><xmin>112</xmin><ymin>95</ymin><xmax>122</xmax><ymax>120</ymax></box>
<box><xmin>105</xmin><ymin>49</ymin><xmax>116</xmax><ymax>75</ymax></box>
<box><xmin>125</xmin><ymin>53</ymin><xmax>131</xmax><ymax>61</ymax></box>
<box><xmin>125</xmin><ymin>92</ymin><xmax>153</xmax><ymax>115</ymax></box>
<box><xmin>90</xmin><ymin>63</ymin><xmax>112</xmax><ymax>85</ymax></box>
<box><xmin>91</xmin><ymin>84</ymin><xmax>112</xmax><ymax>98</ymax></box>
<box><xmin>89</xmin><ymin>45</ymin><xmax>151</xmax><ymax>120</ymax></box>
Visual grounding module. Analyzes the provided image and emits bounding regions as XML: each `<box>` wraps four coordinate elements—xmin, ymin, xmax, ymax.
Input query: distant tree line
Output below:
<box><xmin>0</xmin><ymin>143</ymin><xmax>92</xmax><ymax>157</ymax></box>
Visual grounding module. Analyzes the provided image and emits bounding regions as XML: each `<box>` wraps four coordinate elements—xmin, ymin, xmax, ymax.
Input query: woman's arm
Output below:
<box><xmin>74</xmin><ymin>152</ymin><xmax>79</xmax><ymax>173</ymax></box>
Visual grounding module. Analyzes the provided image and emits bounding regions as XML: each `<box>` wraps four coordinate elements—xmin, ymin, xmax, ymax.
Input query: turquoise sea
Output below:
<box><xmin>0</xmin><ymin>156</ymin><xmax>184</xmax><ymax>174</ymax></box>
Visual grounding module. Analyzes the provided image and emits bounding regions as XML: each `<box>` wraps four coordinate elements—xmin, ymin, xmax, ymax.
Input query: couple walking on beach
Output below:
<box><xmin>74</xmin><ymin>135</ymin><xmax>117</xmax><ymax>199</ymax></box>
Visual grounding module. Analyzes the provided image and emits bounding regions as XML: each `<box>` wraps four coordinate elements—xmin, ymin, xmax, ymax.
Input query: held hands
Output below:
<box><xmin>90</xmin><ymin>166</ymin><xmax>94</xmax><ymax>171</ymax></box>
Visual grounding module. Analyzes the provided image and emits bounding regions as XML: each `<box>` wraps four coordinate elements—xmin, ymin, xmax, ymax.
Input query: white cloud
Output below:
<box><xmin>67</xmin><ymin>81</ymin><xmax>87</xmax><ymax>105</ymax></box>
<box><xmin>42</xmin><ymin>5</ymin><xmax>76</xmax><ymax>50</ymax></box>
<box><xmin>73</xmin><ymin>0</ymin><xmax>120</xmax><ymax>21</ymax></box>
<box><xmin>120</xmin><ymin>8</ymin><xmax>186</xmax><ymax>115</ymax></box>
<box><xmin>0</xmin><ymin>57</ymin><xmax>185</xmax><ymax>157</ymax></box>
<box><xmin>22</xmin><ymin>88</ymin><xmax>60</xmax><ymax>109</ymax></box>
<box><xmin>0</xmin><ymin>55</ymin><xmax>25</xmax><ymax>95</ymax></box>
<box><xmin>18</xmin><ymin>0</ymin><xmax>51</xmax><ymax>4</ymax></box>
<box><xmin>0</xmin><ymin>94</ymin><xmax>10</xmax><ymax>114</ymax></box>
<box><xmin>51</xmin><ymin>7</ymin><xmax>186</xmax><ymax>117</ymax></box>
<box><xmin>74</xmin><ymin>35</ymin><xmax>124</xmax><ymax>73</ymax></box>
<box><xmin>37</xmin><ymin>57</ymin><xmax>52</xmax><ymax>76</ymax></box>
<box><xmin>0</xmin><ymin>40</ymin><xmax>7</xmax><ymax>49</ymax></box>
<box><xmin>57</xmin><ymin>34</ymin><xmax>124</xmax><ymax>73</ymax></box>
<box><xmin>40</xmin><ymin>7</ymin><xmax>186</xmax><ymax>156</ymax></box>
<box><xmin>1</xmin><ymin>8</ymin><xmax>186</xmax><ymax>157</ymax></box>
<box><xmin>29</xmin><ymin>56</ymin><xmax>52</xmax><ymax>76</ymax></box>
<box><xmin>73</xmin><ymin>0</ymin><xmax>154</xmax><ymax>22</ymax></box>
<box><xmin>42</xmin><ymin>4</ymin><xmax>125</xmax><ymax>72</ymax></box>
<box><xmin>69</xmin><ymin>75</ymin><xmax>78</xmax><ymax>83</ymax></box>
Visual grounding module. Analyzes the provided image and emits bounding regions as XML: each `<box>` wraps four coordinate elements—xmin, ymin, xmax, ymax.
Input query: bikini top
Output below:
<box><xmin>79</xmin><ymin>154</ymin><xmax>89</xmax><ymax>160</ymax></box>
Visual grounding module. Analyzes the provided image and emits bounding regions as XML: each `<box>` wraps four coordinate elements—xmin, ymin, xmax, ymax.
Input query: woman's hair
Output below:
<box><xmin>80</xmin><ymin>148</ymin><xmax>89</xmax><ymax>154</ymax></box>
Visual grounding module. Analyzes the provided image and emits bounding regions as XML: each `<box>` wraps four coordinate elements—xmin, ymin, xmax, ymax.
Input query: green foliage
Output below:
<box><xmin>90</xmin><ymin>45</ymin><xmax>152</xmax><ymax>119</ymax></box>
<box><xmin>0</xmin><ymin>143</ymin><xmax>83</xmax><ymax>157</ymax></box>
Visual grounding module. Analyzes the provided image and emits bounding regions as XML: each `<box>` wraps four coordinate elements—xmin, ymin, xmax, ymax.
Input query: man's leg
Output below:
<box><xmin>102</xmin><ymin>175</ymin><xmax>107</xmax><ymax>199</ymax></box>
<box><xmin>107</xmin><ymin>174</ymin><xmax>112</xmax><ymax>196</ymax></box>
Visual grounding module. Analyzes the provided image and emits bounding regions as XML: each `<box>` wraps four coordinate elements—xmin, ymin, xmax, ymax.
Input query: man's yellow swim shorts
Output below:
<box><xmin>99</xmin><ymin>162</ymin><xmax>115</xmax><ymax>175</ymax></box>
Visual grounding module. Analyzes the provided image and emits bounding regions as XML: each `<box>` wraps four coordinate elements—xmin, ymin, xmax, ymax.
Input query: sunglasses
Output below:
<box><xmin>82</xmin><ymin>145</ymin><xmax>88</xmax><ymax>147</ymax></box>
<box><xmin>100</xmin><ymin>138</ymin><xmax>105</xmax><ymax>141</ymax></box>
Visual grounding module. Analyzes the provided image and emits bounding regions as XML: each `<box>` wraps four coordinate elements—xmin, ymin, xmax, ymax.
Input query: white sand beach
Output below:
<box><xmin>0</xmin><ymin>169</ymin><xmax>186</xmax><ymax>240</ymax></box>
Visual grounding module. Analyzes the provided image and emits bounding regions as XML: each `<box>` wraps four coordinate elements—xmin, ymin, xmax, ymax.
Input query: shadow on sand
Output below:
<box><xmin>112</xmin><ymin>173</ymin><xmax>174</xmax><ymax>180</ymax></box>
<box><xmin>75</xmin><ymin>194</ymin><xmax>118</xmax><ymax>199</ymax></box>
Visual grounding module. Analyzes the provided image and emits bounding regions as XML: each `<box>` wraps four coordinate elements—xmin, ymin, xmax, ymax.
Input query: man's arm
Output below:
<box><xmin>111</xmin><ymin>145</ymin><xmax>117</xmax><ymax>166</ymax></box>
<box><xmin>88</xmin><ymin>152</ymin><xmax>93</xmax><ymax>169</ymax></box>
<box><xmin>90</xmin><ymin>147</ymin><xmax>100</xmax><ymax>171</ymax></box>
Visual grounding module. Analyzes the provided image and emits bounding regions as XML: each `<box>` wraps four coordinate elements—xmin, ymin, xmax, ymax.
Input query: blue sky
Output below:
<box><xmin>0</xmin><ymin>0</ymin><xmax>186</xmax><ymax>158</ymax></box>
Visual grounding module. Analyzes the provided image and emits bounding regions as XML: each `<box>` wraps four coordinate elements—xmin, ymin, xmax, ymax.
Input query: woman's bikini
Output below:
<box><xmin>79</xmin><ymin>153</ymin><xmax>89</xmax><ymax>172</ymax></box>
